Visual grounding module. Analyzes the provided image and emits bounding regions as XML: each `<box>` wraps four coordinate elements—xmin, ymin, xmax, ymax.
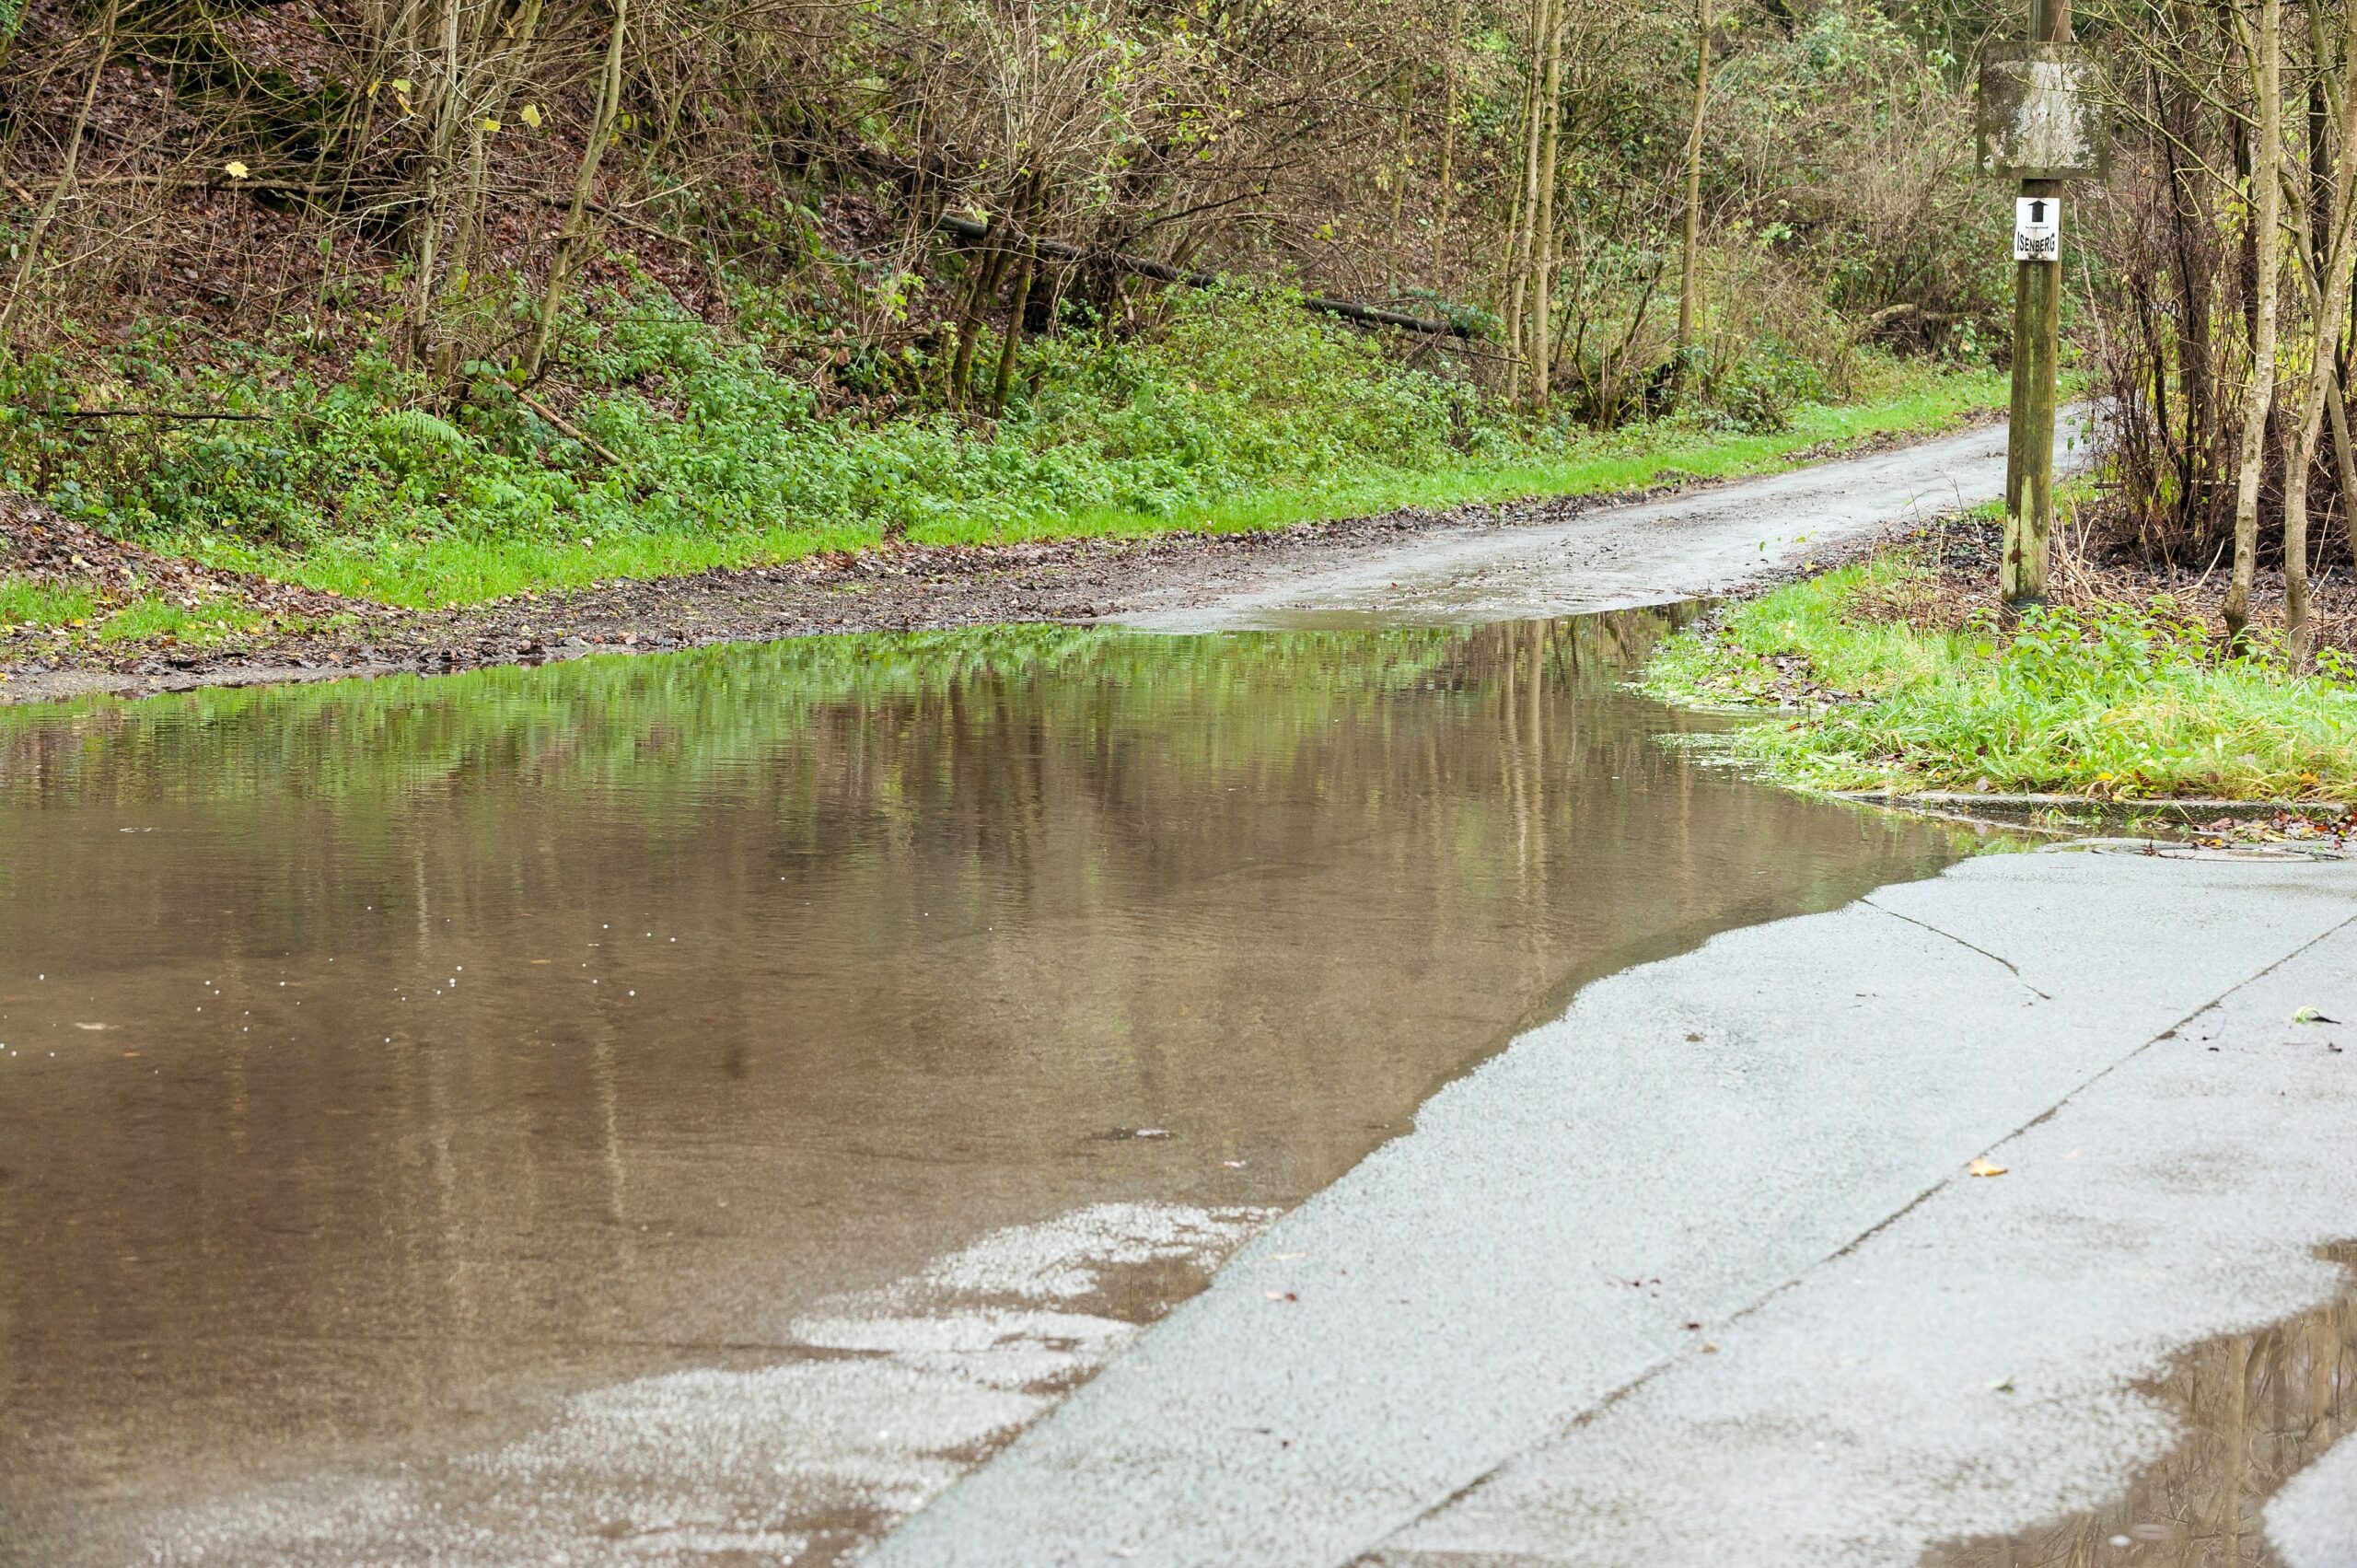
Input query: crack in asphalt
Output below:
<box><xmin>1860</xmin><ymin>896</ymin><xmax>2053</xmax><ymax>1000</ymax></box>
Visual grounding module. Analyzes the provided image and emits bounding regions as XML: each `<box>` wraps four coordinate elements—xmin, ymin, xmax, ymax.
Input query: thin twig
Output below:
<box><xmin>518</xmin><ymin>392</ymin><xmax>629</xmax><ymax>469</ymax></box>
<box><xmin>30</xmin><ymin>407</ymin><xmax>271</xmax><ymax>421</ymax></box>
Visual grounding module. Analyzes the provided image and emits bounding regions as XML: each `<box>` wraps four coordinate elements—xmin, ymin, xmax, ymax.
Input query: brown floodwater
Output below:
<box><xmin>1922</xmin><ymin>1244</ymin><xmax>2357</xmax><ymax>1568</ymax></box>
<box><xmin>0</xmin><ymin>613</ymin><xmax>1972</xmax><ymax>1563</ymax></box>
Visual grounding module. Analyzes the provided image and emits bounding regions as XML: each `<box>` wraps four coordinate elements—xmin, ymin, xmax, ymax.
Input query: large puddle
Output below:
<box><xmin>0</xmin><ymin>613</ymin><xmax>1974</xmax><ymax>1563</ymax></box>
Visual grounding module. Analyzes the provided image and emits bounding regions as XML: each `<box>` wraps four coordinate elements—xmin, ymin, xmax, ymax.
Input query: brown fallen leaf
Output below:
<box><xmin>1968</xmin><ymin>1158</ymin><xmax>2009</xmax><ymax>1178</ymax></box>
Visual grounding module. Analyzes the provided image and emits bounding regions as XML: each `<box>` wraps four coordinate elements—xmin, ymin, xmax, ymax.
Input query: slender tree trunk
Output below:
<box><xmin>1675</xmin><ymin>0</ymin><xmax>1713</xmax><ymax>403</ymax></box>
<box><xmin>947</xmin><ymin>217</ymin><xmax>998</xmax><ymax>409</ymax></box>
<box><xmin>0</xmin><ymin>0</ymin><xmax>118</xmax><ymax>346</ymax></box>
<box><xmin>2224</xmin><ymin>0</ymin><xmax>2282</xmax><ymax>645</ymax></box>
<box><xmin>521</xmin><ymin>0</ymin><xmax>630</xmax><ymax>382</ymax></box>
<box><xmin>2161</xmin><ymin>25</ymin><xmax>2218</xmax><ymax>542</ymax></box>
<box><xmin>1387</xmin><ymin>71</ymin><xmax>1413</xmax><ymax>244</ymax></box>
<box><xmin>989</xmin><ymin>238</ymin><xmax>1038</xmax><ymax>415</ymax></box>
<box><xmin>449</xmin><ymin>0</ymin><xmax>545</xmax><ymax>295</ymax></box>
<box><xmin>947</xmin><ymin>212</ymin><xmax>1016</xmax><ymax>410</ymax></box>
<box><xmin>412</xmin><ymin>0</ymin><xmax>465</xmax><ymax>367</ymax></box>
<box><xmin>1501</xmin><ymin>0</ymin><xmax>1551</xmax><ymax>396</ymax></box>
<box><xmin>2274</xmin><ymin>15</ymin><xmax>2357</xmax><ymax>659</ymax></box>
<box><xmin>989</xmin><ymin>184</ymin><xmax>1047</xmax><ymax>416</ymax></box>
<box><xmin>1528</xmin><ymin>2</ymin><xmax>1565</xmax><ymax>408</ymax></box>
<box><xmin>1431</xmin><ymin>0</ymin><xmax>1465</xmax><ymax>281</ymax></box>
<box><xmin>2331</xmin><ymin>373</ymin><xmax>2357</xmax><ymax>569</ymax></box>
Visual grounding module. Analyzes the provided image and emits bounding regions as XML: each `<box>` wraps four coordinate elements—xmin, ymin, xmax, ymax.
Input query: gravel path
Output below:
<box><xmin>0</xmin><ymin>414</ymin><xmax>2038</xmax><ymax>705</ymax></box>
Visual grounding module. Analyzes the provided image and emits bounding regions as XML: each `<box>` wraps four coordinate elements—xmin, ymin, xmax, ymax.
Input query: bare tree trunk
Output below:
<box><xmin>2223</xmin><ymin>0</ymin><xmax>2282</xmax><ymax>645</ymax></box>
<box><xmin>449</xmin><ymin>0</ymin><xmax>546</xmax><ymax>298</ymax></box>
<box><xmin>2275</xmin><ymin>13</ymin><xmax>2357</xmax><ymax>660</ymax></box>
<box><xmin>0</xmin><ymin>0</ymin><xmax>119</xmax><ymax>347</ymax></box>
<box><xmin>947</xmin><ymin>214</ymin><xmax>1010</xmax><ymax>410</ymax></box>
<box><xmin>1430</xmin><ymin>0</ymin><xmax>1465</xmax><ymax>281</ymax></box>
<box><xmin>411</xmin><ymin>0</ymin><xmax>465</xmax><ymax>367</ymax></box>
<box><xmin>1500</xmin><ymin>0</ymin><xmax>1551</xmax><ymax>396</ymax></box>
<box><xmin>1528</xmin><ymin>1</ymin><xmax>1565</xmax><ymax>408</ymax></box>
<box><xmin>521</xmin><ymin>0</ymin><xmax>631</xmax><ymax>383</ymax></box>
<box><xmin>2331</xmin><ymin>374</ymin><xmax>2357</xmax><ymax>570</ymax></box>
<box><xmin>989</xmin><ymin>243</ymin><xmax>1038</xmax><ymax>415</ymax></box>
<box><xmin>989</xmin><ymin>183</ymin><xmax>1047</xmax><ymax>416</ymax></box>
<box><xmin>1387</xmin><ymin>70</ymin><xmax>1413</xmax><ymax>244</ymax></box>
<box><xmin>1675</xmin><ymin>0</ymin><xmax>1713</xmax><ymax>404</ymax></box>
<box><xmin>2161</xmin><ymin>18</ymin><xmax>2220</xmax><ymax>543</ymax></box>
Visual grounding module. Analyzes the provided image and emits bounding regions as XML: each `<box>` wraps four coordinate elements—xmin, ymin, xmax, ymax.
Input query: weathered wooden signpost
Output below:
<box><xmin>1977</xmin><ymin>2</ymin><xmax>2105</xmax><ymax>610</ymax></box>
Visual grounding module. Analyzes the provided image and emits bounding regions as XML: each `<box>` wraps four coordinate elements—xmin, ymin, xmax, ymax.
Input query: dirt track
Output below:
<box><xmin>0</xmin><ymin>417</ymin><xmax>2009</xmax><ymax>705</ymax></box>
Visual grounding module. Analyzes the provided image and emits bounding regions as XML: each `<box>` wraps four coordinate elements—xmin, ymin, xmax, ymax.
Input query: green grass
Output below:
<box><xmin>980</xmin><ymin>368</ymin><xmax>2011</xmax><ymax>541</ymax></box>
<box><xmin>1</xmin><ymin>574</ymin><xmax>305</xmax><ymax>656</ymax></box>
<box><xmin>163</xmin><ymin>366</ymin><xmax>2007</xmax><ymax>610</ymax></box>
<box><xmin>0</xmin><ymin>576</ymin><xmax>97</xmax><ymax>628</ymax></box>
<box><xmin>1643</xmin><ymin>557</ymin><xmax>2357</xmax><ymax>802</ymax></box>
<box><xmin>6</xmin><ymin>283</ymin><xmax>2012</xmax><ymax>613</ymax></box>
<box><xmin>91</xmin><ymin>596</ymin><xmax>278</xmax><ymax>645</ymax></box>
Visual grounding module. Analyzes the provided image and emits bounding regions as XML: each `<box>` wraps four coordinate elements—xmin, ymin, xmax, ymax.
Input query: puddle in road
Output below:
<box><xmin>0</xmin><ymin>613</ymin><xmax>1980</xmax><ymax>1563</ymax></box>
<box><xmin>1922</xmin><ymin>1243</ymin><xmax>2356</xmax><ymax>1568</ymax></box>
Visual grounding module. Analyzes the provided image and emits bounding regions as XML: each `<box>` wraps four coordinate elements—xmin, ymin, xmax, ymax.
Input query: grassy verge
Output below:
<box><xmin>157</xmin><ymin>366</ymin><xmax>2004</xmax><ymax>611</ymax></box>
<box><xmin>1642</xmin><ymin>555</ymin><xmax>2357</xmax><ymax>802</ymax></box>
<box><xmin>5</xmin><ymin>276</ymin><xmax>2012</xmax><ymax>620</ymax></box>
<box><xmin>0</xmin><ymin>588</ymin><xmax>313</xmax><ymax>651</ymax></box>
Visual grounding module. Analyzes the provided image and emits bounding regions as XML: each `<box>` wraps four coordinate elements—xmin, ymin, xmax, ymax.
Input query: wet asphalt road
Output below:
<box><xmin>871</xmin><ymin>848</ymin><xmax>2357</xmax><ymax>1567</ymax></box>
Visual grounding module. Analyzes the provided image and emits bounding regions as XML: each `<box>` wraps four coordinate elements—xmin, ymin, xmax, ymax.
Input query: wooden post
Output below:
<box><xmin>2003</xmin><ymin>0</ymin><xmax>2070</xmax><ymax>610</ymax></box>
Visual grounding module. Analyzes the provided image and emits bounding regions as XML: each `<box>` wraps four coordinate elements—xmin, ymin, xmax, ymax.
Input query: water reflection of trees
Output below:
<box><xmin>0</xmin><ymin>605</ymin><xmax>1960</xmax><ymax>1562</ymax></box>
<box><xmin>1927</xmin><ymin>1247</ymin><xmax>2355</xmax><ymax>1568</ymax></box>
<box><xmin>0</xmin><ymin>612</ymin><xmax>1690</xmax><ymax>807</ymax></box>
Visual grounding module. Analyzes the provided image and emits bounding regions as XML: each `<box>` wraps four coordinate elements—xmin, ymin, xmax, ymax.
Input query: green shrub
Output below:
<box><xmin>0</xmin><ymin>285</ymin><xmax>1506</xmax><ymax>557</ymax></box>
<box><xmin>1706</xmin><ymin>340</ymin><xmax>1829</xmax><ymax>433</ymax></box>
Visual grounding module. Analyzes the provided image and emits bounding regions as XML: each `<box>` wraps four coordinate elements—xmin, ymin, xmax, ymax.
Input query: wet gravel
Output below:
<box><xmin>0</xmin><ymin>423</ymin><xmax>1967</xmax><ymax>706</ymax></box>
<box><xmin>0</xmin><ymin>494</ymin><xmax>1631</xmax><ymax>705</ymax></box>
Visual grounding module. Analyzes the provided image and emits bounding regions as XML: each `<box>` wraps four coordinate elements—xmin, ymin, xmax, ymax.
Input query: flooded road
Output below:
<box><xmin>0</xmin><ymin>613</ymin><xmax>1968</xmax><ymax>1563</ymax></box>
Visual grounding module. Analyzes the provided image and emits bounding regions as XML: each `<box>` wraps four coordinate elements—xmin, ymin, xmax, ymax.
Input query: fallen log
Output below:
<box><xmin>933</xmin><ymin>214</ymin><xmax>1474</xmax><ymax>340</ymax></box>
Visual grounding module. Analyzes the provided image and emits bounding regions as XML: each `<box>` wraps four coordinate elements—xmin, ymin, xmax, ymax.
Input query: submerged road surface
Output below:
<box><xmin>870</xmin><ymin>849</ymin><xmax>2357</xmax><ymax>1567</ymax></box>
<box><xmin>0</xmin><ymin>615</ymin><xmax>1968</xmax><ymax>1565</ymax></box>
<box><xmin>1121</xmin><ymin>409</ymin><xmax>2098</xmax><ymax>632</ymax></box>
